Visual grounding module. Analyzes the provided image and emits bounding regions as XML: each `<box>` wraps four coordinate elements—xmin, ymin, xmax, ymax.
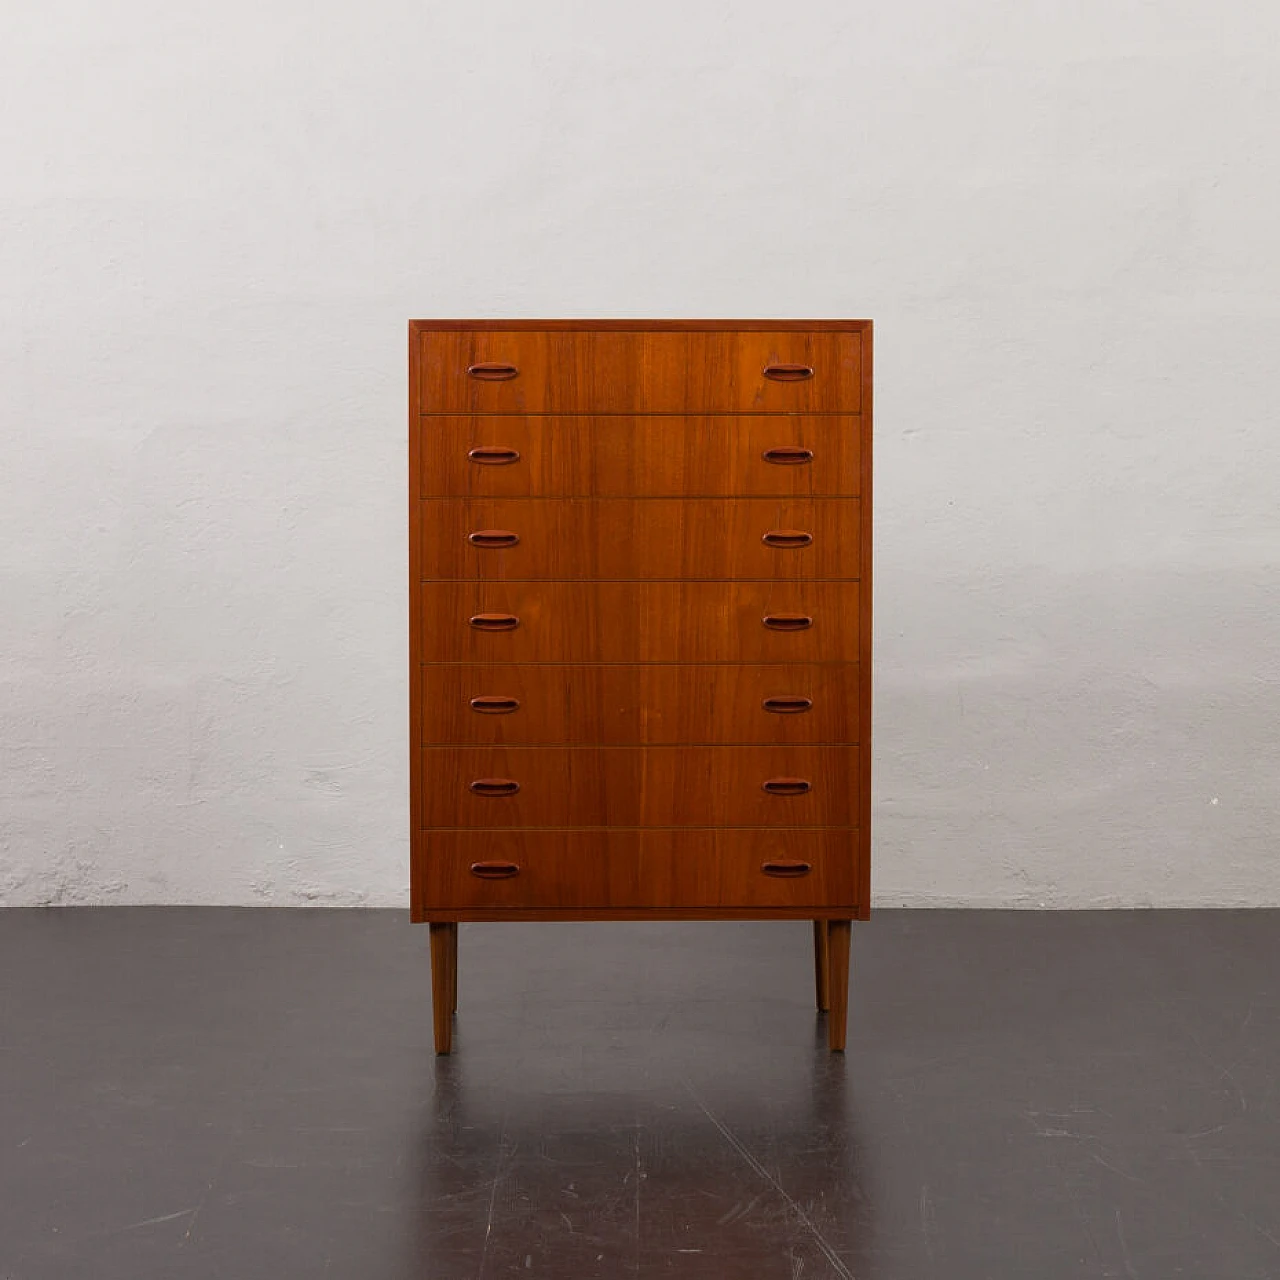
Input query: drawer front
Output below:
<box><xmin>417</xmin><ymin>829</ymin><xmax>861</xmax><ymax>911</ymax></box>
<box><xmin>418</xmin><ymin>498</ymin><xmax>860</xmax><ymax>580</ymax></box>
<box><xmin>420</xmin><ymin>746</ymin><xmax>860</xmax><ymax>828</ymax></box>
<box><xmin>417</xmin><ymin>582</ymin><xmax>859</xmax><ymax>663</ymax></box>
<box><xmin>417</xmin><ymin>416</ymin><xmax>862</xmax><ymax>499</ymax></box>
<box><xmin>641</xmin><ymin>330</ymin><xmax>862</xmax><ymax>413</ymax></box>
<box><xmin>421</xmin><ymin>831</ymin><xmax>641</xmax><ymax>910</ymax></box>
<box><xmin>418</xmin><ymin>330</ymin><xmax>642</xmax><ymax>414</ymax></box>
<box><xmin>417</xmin><ymin>330</ymin><xmax>862</xmax><ymax>413</ymax></box>
<box><xmin>419</xmin><ymin>663</ymin><xmax>862</xmax><ymax>745</ymax></box>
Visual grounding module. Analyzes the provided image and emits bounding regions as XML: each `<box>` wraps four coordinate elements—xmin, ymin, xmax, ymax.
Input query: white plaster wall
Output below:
<box><xmin>2</xmin><ymin>0</ymin><xmax>1278</xmax><ymax>907</ymax></box>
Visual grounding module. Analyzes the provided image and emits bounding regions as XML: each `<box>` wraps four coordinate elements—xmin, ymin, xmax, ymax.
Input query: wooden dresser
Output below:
<box><xmin>409</xmin><ymin>320</ymin><xmax>871</xmax><ymax>1053</ymax></box>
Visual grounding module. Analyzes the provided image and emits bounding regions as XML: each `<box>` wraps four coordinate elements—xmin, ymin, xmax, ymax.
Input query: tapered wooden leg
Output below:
<box><xmin>449</xmin><ymin>923</ymin><xmax>458</xmax><ymax>1013</ymax></box>
<box><xmin>430</xmin><ymin>923</ymin><xmax>455</xmax><ymax>1054</ymax></box>
<box><xmin>813</xmin><ymin>920</ymin><xmax>830</xmax><ymax>1012</ymax></box>
<box><xmin>826</xmin><ymin>920</ymin><xmax>852</xmax><ymax>1052</ymax></box>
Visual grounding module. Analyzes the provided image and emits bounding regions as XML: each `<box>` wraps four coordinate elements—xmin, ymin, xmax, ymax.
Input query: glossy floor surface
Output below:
<box><xmin>1</xmin><ymin>909</ymin><xmax>1277</xmax><ymax>1278</ymax></box>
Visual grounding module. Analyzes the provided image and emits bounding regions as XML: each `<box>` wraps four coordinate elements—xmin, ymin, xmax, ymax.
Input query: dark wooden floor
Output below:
<box><xmin>0</xmin><ymin>909</ymin><xmax>1277</xmax><ymax>1278</ymax></box>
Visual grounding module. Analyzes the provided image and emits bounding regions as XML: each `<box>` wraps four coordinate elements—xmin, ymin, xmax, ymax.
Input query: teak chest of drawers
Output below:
<box><xmin>409</xmin><ymin>320</ymin><xmax>872</xmax><ymax>1053</ymax></box>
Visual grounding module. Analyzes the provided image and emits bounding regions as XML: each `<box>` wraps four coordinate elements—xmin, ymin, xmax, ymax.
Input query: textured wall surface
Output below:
<box><xmin>2</xmin><ymin>1</ymin><xmax>1278</xmax><ymax>907</ymax></box>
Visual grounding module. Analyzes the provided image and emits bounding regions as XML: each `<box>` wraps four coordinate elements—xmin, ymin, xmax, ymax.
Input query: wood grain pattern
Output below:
<box><xmin>639</xmin><ymin>331</ymin><xmax>862</xmax><ymax>414</ymax></box>
<box><xmin>417</xmin><ymin>498</ymin><xmax>860</xmax><ymax>580</ymax></box>
<box><xmin>418</xmin><ymin>415</ymin><xmax>861</xmax><ymax>498</ymax></box>
<box><xmin>856</xmin><ymin>324</ymin><xmax>873</xmax><ymax>923</ymax></box>
<box><xmin>814</xmin><ymin>920</ymin><xmax>831</xmax><ymax>1011</ymax></box>
<box><xmin>417</xmin><ymin>330</ymin><xmax>862</xmax><ymax>413</ymax></box>
<box><xmin>417</xmin><ymin>829</ymin><xmax>861</xmax><ymax>912</ymax></box>
<box><xmin>418</xmin><ymin>581</ymin><xmax>860</xmax><ymax>663</ymax></box>
<box><xmin>419</xmin><ymin>746</ymin><xmax>861</xmax><ymax>828</ymax></box>
<box><xmin>419</xmin><ymin>662</ymin><xmax>862</xmax><ymax>746</ymax></box>
<box><xmin>419</xmin><ymin>330</ymin><xmax>641</xmax><ymax>414</ymax></box>
<box><xmin>428</xmin><ymin>922</ymin><xmax>455</xmax><ymax>1053</ymax></box>
<box><xmin>415</xmin><ymin>905</ymin><xmax>863</xmax><ymax>922</ymax></box>
<box><xmin>409</xmin><ymin>322</ymin><xmax>425</xmax><ymax>917</ymax></box>
<box><xmin>826</xmin><ymin>920</ymin><xmax>852</xmax><ymax>1051</ymax></box>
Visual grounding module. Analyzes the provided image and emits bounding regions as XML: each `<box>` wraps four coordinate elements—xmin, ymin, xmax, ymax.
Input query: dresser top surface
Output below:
<box><xmin>410</xmin><ymin>319</ymin><xmax>872</xmax><ymax>333</ymax></box>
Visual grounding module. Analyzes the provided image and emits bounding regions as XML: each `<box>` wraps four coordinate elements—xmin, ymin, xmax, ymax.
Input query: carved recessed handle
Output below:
<box><xmin>762</xmin><ymin>777</ymin><xmax>812</xmax><ymax>796</ymax></box>
<box><xmin>762</xmin><ymin>613</ymin><xmax>813</xmax><ymax>632</ymax></box>
<box><xmin>761</xmin><ymin>859</ymin><xmax>812</xmax><ymax>877</ymax></box>
<box><xmin>469</xmin><ymin>613</ymin><xmax>519</xmax><ymax>632</ymax></box>
<box><xmin>762</xmin><ymin>446</ymin><xmax>814</xmax><ymax>465</ymax></box>
<box><xmin>468</xmin><ymin>446</ymin><xmax>521</xmax><ymax>465</ymax></box>
<box><xmin>469</xmin><ymin>695</ymin><xmax>520</xmax><ymax>714</ymax></box>
<box><xmin>762</xmin><ymin>695</ymin><xmax>813</xmax><ymax>714</ymax></box>
<box><xmin>469</xmin><ymin>529</ymin><xmax>520</xmax><ymax>549</ymax></box>
<box><xmin>467</xmin><ymin>362</ymin><xmax>519</xmax><ymax>381</ymax></box>
<box><xmin>762</xmin><ymin>529</ymin><xmax>813</xmax><ymax>549</ymax></box>
<box><xmin>763</xmin><ymin>363</ymin><xmax>814</xmax><ymax>382</ymax></box>
<box><xmin>470</xmin><ymin>860</ymin><xmax>520</xmax><ymax>879</ymax></box>
<box><xmin>469</xmin><ymin>778</ymin><xmax>521</xmax><ymax>797</ymax></box>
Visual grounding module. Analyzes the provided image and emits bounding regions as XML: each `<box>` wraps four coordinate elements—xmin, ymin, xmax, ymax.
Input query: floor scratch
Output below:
<box><xmin>1212</xmin><ymin>1191</ymin><xmax>1280</xmax><ymax>1252</ymax></box>
<box><xmin>1187</xmin><ymin>1031</ymin><xmax>1248</xmax><ymax>1116</ymax></box>
<box><xmin>1091</xmin><ymin>1152</ymin><xmax>1145</xmax><ymax>1184</ymax></box>
<box><xmin>180</xmin><ymin>1178</ymin><xmax>216</xmax><ymax>1247</ymax></box>
<box><xmin>633</xmin><ymin>1125</ymin><xmax>642</xmax><ymax>1278</ymax></box>
<box><xmin>115</xmin><ymin>1208</ymin><xmax>197</xmax><ymax>1233</ymax></box>
<box><xmin>717</xmin><ymin>1194</ymin><xmax>763</xmax><ymax>1227</ymax></box>
<box><xmin>477</xmin><ymin>1119</ymin><xmax>509</xmax><ymax>1280</ymax></box>
<box><xmin>1054</xmin><ymin>1138</ymin><xmax>1105</xmax><ymax>1276</ymax></box>
<box><xmin>920</xmin><ymin>1183</ymin><xmax>935</xmax><ymax>1262</ymax></box>
<box><xmin>681</xmin><ymin>1078</ymin><xmax>854</xmax><ymax>1280</ymax></box>
<box><xmin>179</xmin><ymin>1049</ymin><xmax>276</xmax><ymax>1248</ymax></box>
<box><xmin>1184</xmin><ymin>1121</ymin><xmax>1230</xmax><ymax>1140</ymax></box>
<box><xmin>1116</xmin><ymin>1209</ymin><xmax>1139</xmax><ymax>1279</ymax></box>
